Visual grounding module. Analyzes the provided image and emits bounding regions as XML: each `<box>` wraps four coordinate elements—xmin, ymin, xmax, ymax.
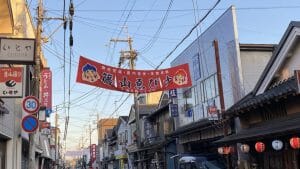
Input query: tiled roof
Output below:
<box><xmin>138</xmin><ymin>104</ymin><xmax>158</xmax><ymax>115</ymax></box>
<box><xmin>225</xmin><ymin>77</ymin><xmax>298</xmax><ymax>117</ymax></box>
<box><xmin>167</xmin><ymin>118</ymin><xmax>211</xmax><ymax>137</ymax></box>
<box><xmin>215</xmin><ymin>112</ymin><xmax>300</xmax><ymax>144</ymax></box>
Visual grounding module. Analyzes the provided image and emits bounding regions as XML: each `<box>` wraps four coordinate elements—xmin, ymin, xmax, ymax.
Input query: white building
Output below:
<box><xmin>170</xmin><ymin>6</ymin><xmax>274</xmax><ymax>156</ymax></box>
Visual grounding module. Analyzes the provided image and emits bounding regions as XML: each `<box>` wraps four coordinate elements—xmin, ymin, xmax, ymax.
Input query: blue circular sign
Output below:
<box><xmin>22</xmin><ymin>115</ymin><xmax>39</xmax><ymax>133</ymax></box>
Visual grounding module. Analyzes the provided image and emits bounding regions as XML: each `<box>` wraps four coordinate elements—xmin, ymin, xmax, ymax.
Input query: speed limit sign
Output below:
<box><xmin>22</xmin><ymin>96</ymin><xmax>40</xmax><ymax>114</ymax></box>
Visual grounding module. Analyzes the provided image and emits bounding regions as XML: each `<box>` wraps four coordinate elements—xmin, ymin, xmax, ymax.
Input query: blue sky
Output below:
<box><xmin>28</xmin><ymin>0</ymin><xmax>300</xmax><ymax>150</ymax></box>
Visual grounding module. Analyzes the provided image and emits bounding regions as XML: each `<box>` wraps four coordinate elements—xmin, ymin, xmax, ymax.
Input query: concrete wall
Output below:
<box><xmin>171</xmin><ymin>6</ymin><xmax>242</xmax><ymax>128</ymax></box>
<box><xmin>278</xmin><ymin>40</ymin><xmax>300</xmax><ymax>81</ymax></box>
<box><xmin>116</xmin><ymin>119</ymin><xmax>129</xmax><ymax>151</ymax></box>
<box><xmin>98</xmin><ymin>119</ymin><xmax>117</xmax><ymax>145</ymax></box>
<box><xmin>240</xmin><ymin>50</ymin><xmax>273</xmax><ymax>94</ymax></box>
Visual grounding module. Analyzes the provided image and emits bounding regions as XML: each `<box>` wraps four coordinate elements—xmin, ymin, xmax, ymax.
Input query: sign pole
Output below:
<box><xmin>28</xmin><ymin>0</ymin><xmax>43</xmax><ymax>168</ymax></box>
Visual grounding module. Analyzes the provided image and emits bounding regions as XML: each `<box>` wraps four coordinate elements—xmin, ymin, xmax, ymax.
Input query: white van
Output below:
<box><xmin>178</xmin><ymin>155</ymin><xmax>225</xmax><ymax>169</ymax></box>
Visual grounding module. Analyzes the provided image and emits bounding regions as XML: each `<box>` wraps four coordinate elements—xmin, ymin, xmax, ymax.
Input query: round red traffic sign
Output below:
<box><xmin>22</xmin><ymin>96</ymin><xmax>40</xmax><ymax>114</ymax></box>
<box><xmin>21</xmin><ymin>115</ymin><xmax>39</xmax><ymax>133</ymax></box>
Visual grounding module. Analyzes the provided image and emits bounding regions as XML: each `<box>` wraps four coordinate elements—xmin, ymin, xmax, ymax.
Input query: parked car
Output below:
<box><xmin>178</xmin><ymin>154</ymin><xmax>225</xmax><ymax>169</ymax></box>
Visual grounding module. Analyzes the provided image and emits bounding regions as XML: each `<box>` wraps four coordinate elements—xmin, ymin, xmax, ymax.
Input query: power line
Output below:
<box><xmin>139</xmin><ymin>0</ymin><xmax>174</xmax><ymax>54</ymax></box>
<box><xmin>132</xmin><ymin>0</ymin><xmax>158</xmax><ymax>38</ymax></box>
<box><xmin>47</xmin><ymin>6</ymin><xmax>300</xmax><ymax>12</ymax></box>
<box><xmin>155</xmin><ymin>0</ymin><xmax>221</xmax><ymax>69</ymax></box>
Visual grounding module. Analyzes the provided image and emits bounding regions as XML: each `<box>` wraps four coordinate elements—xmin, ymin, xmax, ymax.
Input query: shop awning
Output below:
<box><xmin>215</xmin><ymin>113</ymin><xmax>300</xmax><ymax>144</ymax></box>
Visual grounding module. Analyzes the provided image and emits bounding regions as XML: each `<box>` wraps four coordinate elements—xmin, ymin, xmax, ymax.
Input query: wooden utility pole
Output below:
<box><xmin>213</xmin><ymin>40</ymin><xmax>225</xmax><ymax>115</ymax></box>
<box><xmin>55</xmin><ymin>108</ymin><xmax>58</xmax><ymax>169</ymax></box>
<box><xmin>89</xmin><ymin>123</ymin><xmax>92</xmax><ymax>167</ymax></box>
<box><xmin>28</xmin><ymin>0</ymin><xmax>43</xmax><ymax>168</ymax></box>
<box><xmin>213</xmin><ymin>40</ymin><xmax>231</xmax><ymax>169</ymax></box>
<box><xmin>110</xmin><ymin>35</ymin><xmax>140</xmax><ymax>167</ymax></box>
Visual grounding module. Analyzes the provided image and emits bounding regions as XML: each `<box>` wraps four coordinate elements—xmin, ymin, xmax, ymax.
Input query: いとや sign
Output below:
<box><xmin>0</xmin><ymin>38</ymin><xmax>35</xmax><ymax>64</ymax></box>
<box><xmin>22</xmin><ymin>96</ymin><xmax>40</xmax><ymax>114</ymax></box>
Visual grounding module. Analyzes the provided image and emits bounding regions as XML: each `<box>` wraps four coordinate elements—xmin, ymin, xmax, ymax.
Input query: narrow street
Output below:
<box><xmin>1</xmin><ymin>0</ymin><xmax>300</xmax><ymax>169</ymax></box>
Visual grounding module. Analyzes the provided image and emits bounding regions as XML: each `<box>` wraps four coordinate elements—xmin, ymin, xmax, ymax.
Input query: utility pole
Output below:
<box><xmin>55</xmin><ymin>108</ymin><xmax>59</xmax><ymax>169</ymax></box>
<box><xmin>89</xmin><ymin>123</ymin><xmax>92</xmax><ymax>167</ymax></box>
<box><xmin>110</xmin><ymin>34</ymin><xmax>140</xmax><ymax>168</ymax></box>
<box><xmin>213</xmin><ymin>40</ymin><xmax>231</xmax><ymax>169</ymax></box>
<box><xmin>28</xmin><ymin>0</ymin><xmax>43</xmax><ymax>168</ymax></box>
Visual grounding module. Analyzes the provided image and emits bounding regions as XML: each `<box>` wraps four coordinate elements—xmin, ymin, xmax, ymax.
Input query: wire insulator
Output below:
<box><xmin>63</xmin><ymin>17</ymin><xmax>67</xmax><ymax>30</ymax></box>
<box><xmin>69</xmin><ymin>3</ymin><xmax>75</xmax><ymax>16</ymax></box>
<box><xmin>69</xmin><ymin>20</ymin><xmax>73</xmax><ymax>31</ymax></box>
<box><xmin>69</xmin><ymin>34</ymin><xmax>73</xmax><ymax>47</ymax></box>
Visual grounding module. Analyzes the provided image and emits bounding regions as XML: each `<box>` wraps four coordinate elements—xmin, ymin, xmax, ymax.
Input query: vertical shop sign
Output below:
<box><xmin>0</xmin><ymin>67</ymin><xmax>23</xmax><ymax>97</ymax></box>
<box><xmin>41</xmin><ymin>69</ymin><xmax>52</xmax><ymax>116</ymax></box>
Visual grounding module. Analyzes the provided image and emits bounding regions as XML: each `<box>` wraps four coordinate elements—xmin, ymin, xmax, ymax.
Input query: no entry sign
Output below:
<box><xmin>22</xmin><ymin>96</ymin><xmax>40</xmax><ymax>114</ymax></box>
<box><xmin>22</xmin><ymin>115</ymin><xmax>39</xmax><ymax>133</ymax></box>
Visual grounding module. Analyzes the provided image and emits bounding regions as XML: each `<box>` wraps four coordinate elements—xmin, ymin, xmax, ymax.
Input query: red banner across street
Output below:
<box><xmin>76</xmin><ymin>56</ymin><xmax>192</xmax><ymax>93</ymax></box>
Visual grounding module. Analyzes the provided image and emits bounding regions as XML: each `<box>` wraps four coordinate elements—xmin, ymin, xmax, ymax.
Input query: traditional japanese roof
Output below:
<box><xmin>225</xmin><ymin>76</ymin><xmax>298</xmax><ymax>117</ymax></box>
<box><xmin>120</xmin><ymin>116</ymin><xmax>129</xmax><ymax>122</ymax></box>
<box><xmin>128</xmin><ymin>104</ymin><xmax>158</xmax><ymax>124</ymax></box>
<box><xmin>239</xmin><ymin>43</ymin><xmax>275</xmax><ymax>51</ymax></box>
<box><xmin>147</xmin><ymin>103</ymin><xmax>169</xmax><ymax>120</ymax></box>
<box><xmin>253</xmin><ymin>21</ymin><xmax>300</xmax><ymax>95</ymax></box>
<box><xmin>167</xmin><ymin>118</ymin><xmax>212</xmax><ymax>137</ymax></box>
<box><xmin>215</xmin><ymin>112</ymin><xmax>300</xmax><ymax>144</ymax></box>
<box><xmin>138</xmin><ymin>104</ymin><xmax>158</xmax><ymax>115</ymax></box>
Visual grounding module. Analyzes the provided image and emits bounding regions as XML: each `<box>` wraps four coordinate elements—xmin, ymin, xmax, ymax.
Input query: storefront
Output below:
<box><xmin>218</xmin><ymin>77</ymin><xmax>300</xmax><ymax>169</ymax></box>
<box><xmin>0</xmin><ymin>139</ymin><xmax>6</xmax><ymax>169</ymax></box>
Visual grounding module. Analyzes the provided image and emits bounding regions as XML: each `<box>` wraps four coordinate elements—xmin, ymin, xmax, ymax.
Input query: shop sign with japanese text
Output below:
<box><xmin>76</xmin><ymin>56</ymin><xmax>192</xmax><ymax>93</ymax></box>
<box><xmin>40</xmin><ymin>122</ymin><xmax>51</xmax><ymax>129</ymax></box>
<box><xmin>90</xmin><ymin>144</ymin><xmax>97</xmax><ymax>162</ymax></box>
<box><xmin>0</xmin><ymin>38</ymin><xmax>35</xmax><ymax>64</ymax></box>
<box><xmin>170</xmin><ymin>104</ymin><xmax>179</xmax><ymax>117</ymax></box>
<box><xmin>40</xmin><ymin>69</ymin><xmax>52</xmax><ymax>115</ymax></box>
<box><xmin>0</xmin><ymin>67</ymin><xmax>23</xmax><ymax>97</ymax></box>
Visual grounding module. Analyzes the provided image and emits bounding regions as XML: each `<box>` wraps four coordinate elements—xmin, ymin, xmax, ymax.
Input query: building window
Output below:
<box><xmin>124</xmin><ymin>130</ymin><xmax>128</xmax><ymax>143</ymax></box>
<box><xmin>138</xmin><ymin>95</ymin><xmax>146</xmax><ymax>104</ymax></box>
<box><xmin>193</xmin><ymin>53</ymin><xmax>201</xmax><ymax>81</ymax></box>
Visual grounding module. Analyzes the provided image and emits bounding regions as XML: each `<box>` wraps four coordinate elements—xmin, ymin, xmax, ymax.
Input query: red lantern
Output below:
<box><xmin>223</xmin><ymin>147</ymin><xmax>231</xmax><ymax>155</ymax></box>
<box><xmin>290</xmin><ymin>137</ymin><xmax>300</xmax><ymax>149</ymax></box>
<box><xmin>255</xmin><ymin>142</ymin><xmax>265</xmax><ymax>153</ymax></box>
<box><xmin>217</xmin><ymin>146</ymin><xmax>232</xmax><ymax>155</ymax></box>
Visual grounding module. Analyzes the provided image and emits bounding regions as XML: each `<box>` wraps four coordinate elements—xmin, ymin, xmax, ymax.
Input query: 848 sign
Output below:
<box><xmin>22</xmin><ymin>96</ymin><xmax>40</xmax><ymax>114</ymax></box>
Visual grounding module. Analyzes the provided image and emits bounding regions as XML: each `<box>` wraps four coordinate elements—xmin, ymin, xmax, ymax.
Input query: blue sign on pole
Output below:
<box><xmin>45</xmin><ymin>108</ymin><xmax>52</xmax><ymax>117</ymax></box>
<box><xmin>169</xmin><ymin>89</ymin><xmax>177</xmax><ymax>98</ymax></box>
<box><xmin>170</xmin><ymin>104</ymin><xmax>179</xmax><ymax>117</ymax></box>
<box><xmin>186</xmin><ymin>108</ymin><xmax>193</xmax><ymax>117</ymax></box>
<box><xmin>22</xmin><ymin>115</ymin><xmax>39</xmax><ymax>133</ymax></box>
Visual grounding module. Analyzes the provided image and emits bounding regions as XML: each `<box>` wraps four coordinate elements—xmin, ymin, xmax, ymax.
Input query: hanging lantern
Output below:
<box><xmin>290</xmin><ymin>137</ymin><xmax>300</xmax><ymax>149</ymax></box>
<box><xmin>272</xmin><ymin>140</ymin><xmax>283</xmax><ymax>151</ymax></box>
<box><xmin>217</xmin><ymin>146</ymin><xmax>232</xmax><ymax>155</ymax></box>
<box><xmin>223</xmin><ymin>146</ymin><xmax>231</xmax><ymax>155</ymax></box>
<box><xmin>217</xmin><ymin>147</ymin><xmax>224</xmax><ymax>154</ymax></box>
<box><xmin>240</xmin><ymin>144</ymin><xmax>250</xmax><ymax>153</ymax></box>
<box><xmin>255</xmin><ymin>142</ymin><xmax>265</xmax><ymax>153</ymax></box>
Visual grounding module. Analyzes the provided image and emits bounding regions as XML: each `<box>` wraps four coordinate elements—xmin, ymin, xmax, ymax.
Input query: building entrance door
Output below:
<box><xmin>0</xmin><ymin>140</ymin><xmax>6</xmax><ymax>169</ymax></box>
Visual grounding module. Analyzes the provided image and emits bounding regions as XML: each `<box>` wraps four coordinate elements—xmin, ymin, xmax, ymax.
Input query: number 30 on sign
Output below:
<box><xmin>22</xmin><ymin>96</ymin><xmax>40</xmax><ymax>114</ymax></box>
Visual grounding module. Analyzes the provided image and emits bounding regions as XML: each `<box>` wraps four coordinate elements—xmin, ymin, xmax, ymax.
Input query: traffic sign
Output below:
<box><xmin>22</xmin><ymin>96</ymin><xmax>40</xmax><ymax>114</ymax></box>
<box><xmin>21</xmin><ymin>115</ymin><xmax>39</xmax><ymax>133</ymax></box>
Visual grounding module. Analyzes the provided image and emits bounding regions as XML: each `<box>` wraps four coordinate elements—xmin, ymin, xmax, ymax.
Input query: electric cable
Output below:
<box><xmin>155</xmin><ymin>0</ymin><xmax>221</xmax><ymax>69</ymax></box>
<box><xmin>139</xmin><ymin>0</ymin><xmax>174</xmax><ymax>54</ymax></box>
